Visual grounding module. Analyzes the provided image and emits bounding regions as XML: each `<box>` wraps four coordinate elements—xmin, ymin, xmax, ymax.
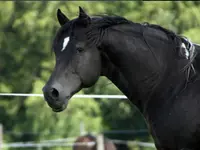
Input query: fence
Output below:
<box><xmin>0</xmin><ymin>124</ymin><xmax>2</xmax><ymax>150</ymax></box>
<box><xmin>0</xmin><ymin>93</ymin><xmax>155</xmax><ymax>150</ymax></box>
<box><xmin>1</xmin><ymin>135</ymin><xmax>155</xmax><ymax>150</ymax></box>
<box><xmin>0</xmin><ymin>93</ymin><xmax>128</xmax><ymax>99</ymax></box>
<box><xmin>0</xmin><ymin>125</ymin><xmax>154</xmax><ymax>150</ymax></box>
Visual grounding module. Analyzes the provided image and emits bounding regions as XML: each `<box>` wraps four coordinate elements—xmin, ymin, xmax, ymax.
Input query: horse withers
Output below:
<box><xmin>43</xmin><ymin>6</ymin><xmax>200</xmax><ymax>150</ymax></box>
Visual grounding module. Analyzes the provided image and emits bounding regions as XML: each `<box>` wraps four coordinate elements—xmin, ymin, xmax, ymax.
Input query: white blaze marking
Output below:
<box><xmin>61</xmin><ymin>37</ymin><xmax>70</xmax><ymax>51</ymax></box>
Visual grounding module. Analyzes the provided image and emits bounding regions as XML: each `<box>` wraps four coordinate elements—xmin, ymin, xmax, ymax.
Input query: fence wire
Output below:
<box><xmin>2</xmin><ymin>139</ymin><xmax>155</xmax><ymax>148</ymax></box>
<box><xmin>0</xmin><ymin>93</ymin><xmax>127</xmax><ymax>99</ymax></box>
<box><xmin>0</xmin><ymin>93</ymin><xmax>155</xmax><ymax>149</ymax></box>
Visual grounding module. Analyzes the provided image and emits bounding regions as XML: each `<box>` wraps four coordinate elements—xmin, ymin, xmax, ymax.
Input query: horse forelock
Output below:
<box><xmin>52</xmin><ymin>19</ymin><xmax>76</xmax><ymax>52</ymax></box>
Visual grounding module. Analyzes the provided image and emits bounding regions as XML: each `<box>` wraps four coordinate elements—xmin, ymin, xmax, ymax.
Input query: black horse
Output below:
<box><xmin>43</xmin><ymin>7</ymin><xmax>200</xmax><ymax>150</ymax></box>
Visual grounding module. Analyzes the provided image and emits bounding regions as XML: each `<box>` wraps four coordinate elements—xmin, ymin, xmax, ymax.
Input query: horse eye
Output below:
<box><xmin>77</xmin><ymin>47</ymin><xmax>84</xmax><ymax>52</ymax></box>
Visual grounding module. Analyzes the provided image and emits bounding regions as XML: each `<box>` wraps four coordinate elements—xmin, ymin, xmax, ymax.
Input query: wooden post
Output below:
<box><xmin>97</xmin><ymin>134</ymin><xmax>104</xmax><ymax>150</ymax></box>
<box><xmin>0</xmin><ymin>124</ymin><xmax>3</xmax><ymax>150</ymax></box>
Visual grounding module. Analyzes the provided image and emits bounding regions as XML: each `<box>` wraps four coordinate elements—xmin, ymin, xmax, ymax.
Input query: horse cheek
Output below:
<box><xmin>78</xmin><ymin>51</ymin><xmax>101</xmax><ymax>87</ymax></box>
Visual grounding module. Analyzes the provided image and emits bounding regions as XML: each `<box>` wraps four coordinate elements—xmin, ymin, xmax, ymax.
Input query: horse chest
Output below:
<box><xmin>145</xmin><ymin>91</ymin><xmax>200</xmax><ymax>149</ymax></box>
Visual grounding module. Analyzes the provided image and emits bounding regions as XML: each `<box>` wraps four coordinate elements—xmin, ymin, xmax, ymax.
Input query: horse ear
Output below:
<box><xmin>78</xmin><ymin>6</ymin><xmax>91</xmax><ymax>26</ymax></box>
<box><xmin>57</xmin><ymin>9</ymin><xmax>70</xmax><ymax>26</ymax></box>
<box><xmin>78</xmin><ymin>6</ymin><xmax>88</xmax><ymax>19</ymax></box>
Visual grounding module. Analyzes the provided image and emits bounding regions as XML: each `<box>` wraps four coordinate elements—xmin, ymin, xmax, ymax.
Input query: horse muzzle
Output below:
<box><xmin>42</xmin><ymin>84</ymin><xmax>71</xmax><ymax>112</ymax></box>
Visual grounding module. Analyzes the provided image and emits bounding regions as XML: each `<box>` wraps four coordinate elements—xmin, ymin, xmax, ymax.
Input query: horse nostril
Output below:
<box><xmin>50</xmin><ymin>88</ymin><xmax>59</xmax><ymax>99</ymax></box>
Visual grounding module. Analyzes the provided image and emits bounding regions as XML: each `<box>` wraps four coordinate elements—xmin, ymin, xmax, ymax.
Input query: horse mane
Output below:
<box><xmin>90</xmin><ymin>15</ymin><xmax>132</xmax><ymax>29</ymax></box>
<box><xmin>87</xmin><ymin>15</ymin><xmax>188</xmax><ymax>57</ymax></box>
<box><xmin>89</xmin><ymin>15</ymin><xmax>179</xmax><ymax>41</ymax></box>
<box><xmin>89</xmin><ymin>15</ymin><xmax>196</xmax><ymax>58</ymax></box>
<box><xmin>88</xmin><ymin>15</ymin><xmax>197</xmax><ymax>84</ymax></box>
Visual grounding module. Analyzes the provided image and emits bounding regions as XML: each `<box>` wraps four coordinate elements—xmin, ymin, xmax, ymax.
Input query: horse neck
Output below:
<box><xmin>100</xmin><ymin>37</ymin><xmax>196</xmax><ymax>115</ymax></box>
<box><xmin>102</xmin><ymin>54</ymin><xmax>161</xmax><ymax>110</ymax></box>
<box><xmin>99</xmin><ymin>24</ymin><xmax>189</xmax><ymax>112</ymax></box>
<box><xmin>100</xmin><ymin>52</ymin><xmax>131</xmax><ymax>99</ymax></box>
<box><xmin>99</xmin><ymin>32</ymin><xmax>162</xmax><ymax>111</ymax></box>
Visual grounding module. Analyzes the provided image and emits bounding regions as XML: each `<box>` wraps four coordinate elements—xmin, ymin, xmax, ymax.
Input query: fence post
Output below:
<box><xmin>80</xmin><ymin>121</ymin><xmax>85</xmax><ymax>135</ymax></box>
<box><xmin>0</xmin><ymin>124</ymin><xmax>3</xmax><ymax>150</ymax></box>
<box><xmin>37</xmin><ymin>145</ymin><xmax>42</xmax><ymax>150</ymax></box>
<box><xmin>97</xmin><ymin>134</ymin><xmax>104</xmax><ymax>150</ymax></box>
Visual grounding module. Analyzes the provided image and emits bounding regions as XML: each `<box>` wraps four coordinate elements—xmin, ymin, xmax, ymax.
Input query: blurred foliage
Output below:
<box><xmin>0</xmin><ymin>1</ymin><xmax>199</xmax><ymax>150</ymax></box>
